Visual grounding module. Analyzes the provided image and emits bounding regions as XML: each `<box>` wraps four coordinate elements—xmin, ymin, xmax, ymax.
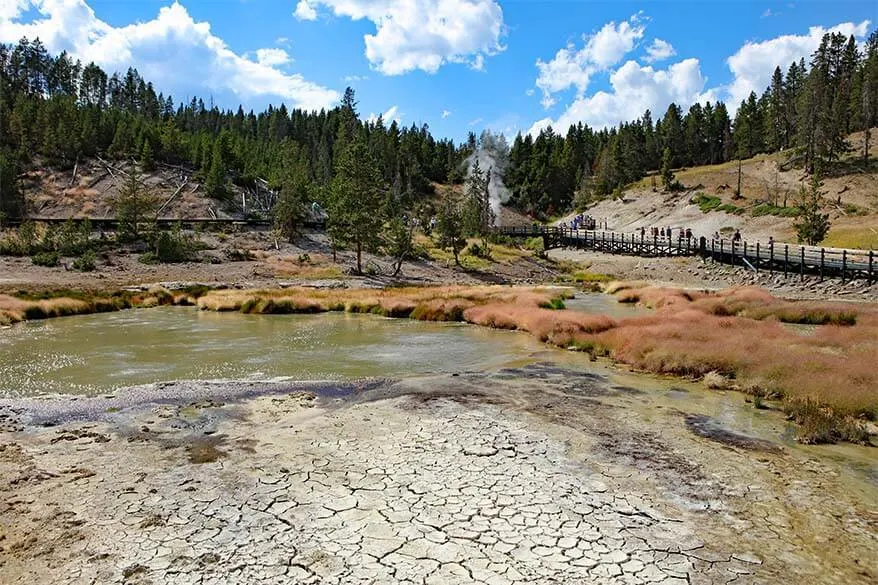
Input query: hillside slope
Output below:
<box><xmin>19</xmin><ymin>158</ymin><xmax>267</xmax><ymax>221</ymax></box>
<box><xmin>569</xmin><ymin>130</ymin><xmax>878</xmax><ymax>249</ymax></box>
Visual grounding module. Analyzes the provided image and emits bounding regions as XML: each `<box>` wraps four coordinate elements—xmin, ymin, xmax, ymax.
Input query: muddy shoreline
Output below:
<box><xmin>1</xmin><ymin>366</ymin><xmax>875</xmax><ymax>585</ymax></box>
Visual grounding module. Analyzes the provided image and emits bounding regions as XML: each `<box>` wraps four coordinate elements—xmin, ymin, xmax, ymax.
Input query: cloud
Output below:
<box><xmin>343</xmin><ymin>74</ymin><xmax>368</xmax><ymax>82</ymax></box>
<box><xmin>644</xmin><ymin>38</ymin><xmax>675</xmax><ymax>63</ymax></box>
<box><xmin>255</xmin><ymin>48</ymin><xmax>291</xmax><ymax>66</ymax></box>
<box><xmin>367</xmin><ymin>104</ymin><xmax>401</xmax><ymax>124</ymax></box>
<box><xmin>300</xmin><ymin>0</ymin><xmax>506</xmax><ymax>75</ymax></box>
<box><xmin>528</xmin><ymin>58</ymin><xmax>709</xmax><ymax>135</ymax></box>
<box><xmin>761</xmin><ymin>8</ymin><xmax>778</xmax><ymax>18</ymax></box>
<box><xmin>534</xmin><ymin>14</ymin><xmax>645</xmax><ymax>109</ymax></box>
<box><xmin>725</xmin><ymin>20</ymin><xmax>871</xmax><ymax>106</ymax></box>
<box><xmin>469</xmin><ymin>117</ymin><xmax>483</xmax><ymax>127</ymax></box>
<box><xmin>441</xmin><ymin>109</ymin><xmax>451</xmax><ymax>119</ymax></box>
<box><xmin>0</xmin><ymin>0</ymin><xmax>339</xmax><ymax>111</ymax></box>
<box><xmin>293</xmin><ymin>1</ymin><xmax>317</xmax><ymax>21</ymax></box>
<box><xmin>0</xmin><ymin>0</ymin><xmax>29</xmax><ymax>20</ymax></box>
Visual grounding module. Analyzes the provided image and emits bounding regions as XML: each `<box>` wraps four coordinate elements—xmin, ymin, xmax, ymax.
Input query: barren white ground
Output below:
<box><xmin>1</xmin><ymin>368</ymin><xmax>875</xmax><ymax>585</ymax></box>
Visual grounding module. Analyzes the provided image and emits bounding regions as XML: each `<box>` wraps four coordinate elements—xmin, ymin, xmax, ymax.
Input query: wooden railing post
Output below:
<box><xmin>820</xmin><ymin>248</ymin><xmax>825</xmax><ymax>281</ymax></box>
<box><xmin>841</xmin><ymin>250</ymin><xmax>847</xmax><ymax>283</ymax></box>
<box><xmin>769</xmin><ymin>242</ymin><xmax>774</xmax><ymax>275</ymax></box>
<box><xmin>743</xmin><ymin>241</ymin><xmax>748</xmax><ymax>268</ymax></box>
<box><xmin>870</xmin><ymin>250</ymin><xmax>874</xmax><ymax>284</ymax></box>
<box><xmin>800</xmin><ymin>247</ymin><xmax>805</xmax><ymax>281</ymax></box>
<box><xmin>784</xmin><ymin>244</ymin><xmax>788</xmax><ymax>278</ymax></box>
<box><xmin>755</xmin><ymin>242</ymin><xmax>760</xmax><ymax>272</ymax></box>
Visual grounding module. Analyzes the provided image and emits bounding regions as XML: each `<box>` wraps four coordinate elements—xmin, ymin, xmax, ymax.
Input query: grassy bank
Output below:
<box><xmin>0</xmin><ymin>286</ymin><xmax>209</xmax><ymax>326</ymax></box>
<box><xmin>197</xmin><ymin>284</ymin><xmax>876</xmax><ymax>444</ymax></box>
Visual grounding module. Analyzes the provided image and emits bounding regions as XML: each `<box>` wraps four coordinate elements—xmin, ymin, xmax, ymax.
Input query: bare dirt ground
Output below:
<box><xmin>1</xmin><ymin>364</ymin><xmax>875</xmax><ymax>585</ymax></box>
<box><xmin>0</xmin><ymin>228</ymin><xmax>558</xmax><ymax>295</ymax></box>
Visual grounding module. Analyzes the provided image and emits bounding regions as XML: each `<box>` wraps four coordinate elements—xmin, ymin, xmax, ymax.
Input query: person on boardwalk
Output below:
<box><xmin>733</xmin><ymin>229</ymin><xmax>741</xmax><ymax>242</ymax></box>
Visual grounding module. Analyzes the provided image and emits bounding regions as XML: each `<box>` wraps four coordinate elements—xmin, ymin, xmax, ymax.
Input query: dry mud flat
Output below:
<box><xmin>0</xmin><ymin>366</ymin><xmax>875</xmax><ymax>585</ymax></box>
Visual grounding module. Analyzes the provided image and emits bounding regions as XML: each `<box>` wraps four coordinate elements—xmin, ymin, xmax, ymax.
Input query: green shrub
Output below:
<box><xmin>31</xmin><ymin>251</ymin><xmax>59</xmax><ymax>267</ymax></box>
<box><xmin>57</xmin><ymin>219</ymin><xmax>92</xmax><ymax>256</ymax></box>
<box><xmin>716</xmin><ymin>203</ymin><xmax>745</xmax><ymax>214</ymax></box>
<box><xmin>144</xmin><ymin>224</ymin><xmax>199</xmax><ymax>263</ymax></box>
<box><xmin>750</xmin><ymin>204</ymin><xmax>800</xmax><ymax>217</ymax></box>
<box><xmin>538</xmin><ymin>297</ymin><xmax>567</xmax><ymax>310</ymax></box>
<box><xmin>466</xmin><ymin>242</ymin><xmax>490</xmax><ymax>258</ymax></box>
<box><xmin>523</xmin><ymin>236</ymin><xmax>545</xmax><ymax>257</ymax></box>
<box><xmin>691</xmin><ymin>192</ymin><xmax>722</xmax><ymax>212</ymax></box>
<box><xmin>72</xmin><ymin>250</ymin><xmax>96</xmax><ymax>272</ymax></box>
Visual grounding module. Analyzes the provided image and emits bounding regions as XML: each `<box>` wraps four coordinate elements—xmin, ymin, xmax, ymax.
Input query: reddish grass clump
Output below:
<box><xmin>598</xmin><ymin>282</ymin><xmax>878</xmax><ymax>442</ymax></box>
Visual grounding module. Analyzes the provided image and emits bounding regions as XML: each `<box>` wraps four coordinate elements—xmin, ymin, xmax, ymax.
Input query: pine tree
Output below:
<box><xmin>205</xmin><ymin>137</ymin><xmax>228</xmax><ymax>199</ymax></box>
<box><xmin>116</xmin><ymin>169</ymin><xmax>156</xmax><ymax>242</ymax></box>
<box><xmin>0</xmin><ymin>150</ymin><xmax>24</xmax><ymax>223</ymax></box>
<box><xmin>765</xmin><ymin>66</ymin><xmax>788</xmax><ymax>151</ymax></box>
<box><xmin>327</xmin><ymin>138</ymin><xmax>385</xmax><ymax>274</ymax></box>
<box><xmin>794</xmin><ymin>172</ymin><xmax>830</xmax><ymax>245</ymax></box>
<box><xmin>140</xmin><ymin>140</ymin><xmax>155</xmax><ymax>171</ymax></box>
<box><xmin>437</xmin><ymin>198</ymin><xmax>465</xmax><ymax>266</ymax></box>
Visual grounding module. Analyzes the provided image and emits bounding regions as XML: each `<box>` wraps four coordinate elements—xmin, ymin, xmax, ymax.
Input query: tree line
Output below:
<box><xmin>1</xmin><ymin>30</ymin><xmax>876</xmax><ymax>232</ymax></box>
<box><xmin>505</xmin><ymin>29</ymin><xmax>878</xmax><ymax>217</ymax></box>
<box><xmin>0</xmin><ymin>37</ymin><xmax>471</xmax><ymax>225</ymax></box>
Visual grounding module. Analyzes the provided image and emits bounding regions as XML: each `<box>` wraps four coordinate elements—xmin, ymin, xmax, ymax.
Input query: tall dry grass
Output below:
<box><xmin>594</xmin><ymin>283</ymin><xmax>878</xmax><ymax>443</ymax></box>
<box><xmin>196</xmin><ymin>284</ymin><xmax>877</xmax><ymax>442</ymax></box>
<box><xmin>0</xmin><ymin>287</ymin><xmax>184</xmax><ymax>326</ymax></box>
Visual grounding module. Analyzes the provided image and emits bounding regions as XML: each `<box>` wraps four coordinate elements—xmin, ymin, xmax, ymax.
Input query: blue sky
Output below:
<box><xmin>1</xmin><ymin>1</ymin><xmax>875</xmax><ymax>142</ymax></box>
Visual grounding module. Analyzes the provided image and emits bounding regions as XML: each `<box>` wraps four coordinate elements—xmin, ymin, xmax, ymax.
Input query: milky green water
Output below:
<box><xmin>0</xmin><ymin>307</ymin><xmax>552</xmax><ymax>397</ymax></box>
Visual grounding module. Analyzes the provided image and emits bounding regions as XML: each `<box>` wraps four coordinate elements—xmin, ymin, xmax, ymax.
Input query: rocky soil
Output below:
<box><xmin>1</xmin><ymin>365</ymin><xmax>874</xmax><ymax>585</ymax></box>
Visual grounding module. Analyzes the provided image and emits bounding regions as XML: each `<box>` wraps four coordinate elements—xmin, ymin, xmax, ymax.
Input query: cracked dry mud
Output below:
<box><xmin>0</xmin><ymin>366</ymin><xmax>875</xmax><ymax>585</ymax></box>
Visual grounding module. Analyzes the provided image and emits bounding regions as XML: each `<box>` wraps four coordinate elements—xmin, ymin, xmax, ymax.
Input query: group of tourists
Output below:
<box><xmin>567</xmin><ymin>214</ymin><xmax>590</xmax><ymax>230</ymax></box>
<box><xmin>642</xmin><ymin>226</ymin><xmax>695</xmax><ymax>241</ymax></box>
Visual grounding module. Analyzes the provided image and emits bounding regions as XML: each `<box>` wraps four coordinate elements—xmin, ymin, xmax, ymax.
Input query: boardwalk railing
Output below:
<box><xmin>3</xmin><ymin>217</ymin><xmax>325</xmax><ymax>230</ymax></box>
<box><xmin>498</xmin><ymin>225</ymin><xmax>876</xmax><ymax>283</ymax></box>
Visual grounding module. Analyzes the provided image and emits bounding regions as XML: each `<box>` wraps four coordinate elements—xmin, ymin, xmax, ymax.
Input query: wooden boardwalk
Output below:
<box><xmin>499</xmin><ymin>225</ymin><xmax>876</xmax><ymax>283</ymax></box>
<box><xmin>5</xmin><ymin>217</ymin><xmax>325</xmax><ymax>230</ymax></box>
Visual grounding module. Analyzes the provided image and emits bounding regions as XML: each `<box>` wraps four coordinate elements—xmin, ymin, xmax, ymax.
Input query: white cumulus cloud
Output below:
<box><xmin>255</xmin><ymin>48</ymin><xmax>291</xmax><ymax>66</ymax></box>
<box><xmin>293</xmin><ymin>0</ymin><xmax>317</xmax><ymax>21</ymax></box>
<box><xmin>725</xmin><ymin>20</ymin><xmax>871</xmax><ymax>106</ymax></box>
<box><xmin>644</xmin><ymin>38</ymin><xmax>675</xmax><ymax>63</ymax></box>
<box><xmin>300</xmin><ymin>0</ymin><xmax>506</xmax><ymax>75</ymax></box>
<box><xmin>441</xmin><ymin>109</ymin><xmax>451</xmax><ymax>119</ymax></box>
<box><xmin>0</xmin><ymin>0</ymin><xmax>339</xmax><ymax>111</ymax></box>
<box><xmin>535</xmin><ymin>14</ymin><xmax>645</xmax><ymax>109</ymax></box>
<box><xmin>528</xmin><ymin>58</ymin><xmax>709</xmax><ymax>135</ymax></box>
<box><xmin>367</xmin><ymin>104</ymin><xmax>402</xmax><ymax>124</ymax></box>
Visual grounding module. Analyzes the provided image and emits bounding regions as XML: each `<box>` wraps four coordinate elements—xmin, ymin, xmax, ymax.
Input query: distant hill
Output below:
<box><xmin>561</xmin><ymin>128</ymin><xmax>878</xmax><ymax>249</ymax></box>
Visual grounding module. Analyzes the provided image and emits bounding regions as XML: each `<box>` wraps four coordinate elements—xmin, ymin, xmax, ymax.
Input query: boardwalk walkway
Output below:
<box><xmin>499</xmin><ymin>225</ymin><xmax>876</xmax><ymax>283</ymax></box>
